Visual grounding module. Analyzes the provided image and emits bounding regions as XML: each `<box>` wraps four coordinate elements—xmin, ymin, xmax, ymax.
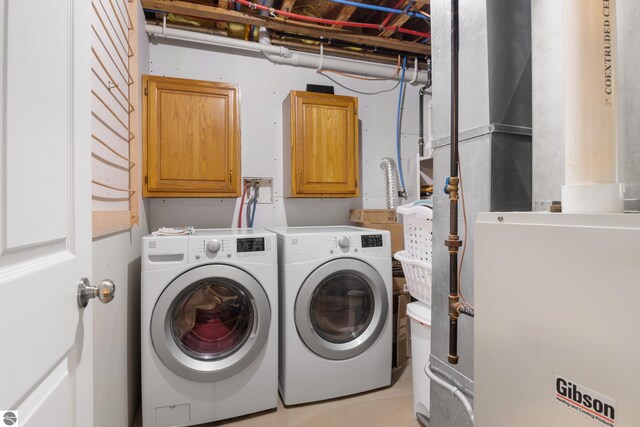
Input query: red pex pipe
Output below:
<box><xmin>233</xmin><ymin>0</ymin><xmax>431</xmax><ymax>39</ymax></box>
<box><xmin>380</xmin><ymin>0</ymin><xmax>407</xmax><ymax>28</ymax></box>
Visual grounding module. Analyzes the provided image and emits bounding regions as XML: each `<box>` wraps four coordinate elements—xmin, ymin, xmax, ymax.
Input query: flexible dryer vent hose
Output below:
<box><xmin>379</xmin><ymin>158</ymin><xmax>399</xmax><ymax>209</ymax></box>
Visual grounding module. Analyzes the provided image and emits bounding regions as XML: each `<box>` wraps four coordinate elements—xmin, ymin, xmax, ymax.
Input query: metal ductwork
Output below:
<box><xmin>428</xmin><ymin>0</ymin><xmax>532</xmax><ymax>425</ymax></box>
<box><xmin>379</xmin><ymin>158</ymin><xmax>400</xmax><ymax>210</ymax></box>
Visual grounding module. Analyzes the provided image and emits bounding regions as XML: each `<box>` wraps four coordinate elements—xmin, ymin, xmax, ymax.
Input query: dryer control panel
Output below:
<box><xmin>328</xmin><ymin>233</ymin><xmax>387</xmax><ymax>255</ymax></box>
<box><xmin>269</xmin><ymin>226</ymin><xmax>390</xmax><ymax>263</ymax></box>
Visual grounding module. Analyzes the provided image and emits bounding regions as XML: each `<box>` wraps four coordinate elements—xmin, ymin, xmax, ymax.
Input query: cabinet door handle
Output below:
<box><xmin>230</xmin><ymin>169</ymin><xmax>234</xmax><ymax>182</ymax></box>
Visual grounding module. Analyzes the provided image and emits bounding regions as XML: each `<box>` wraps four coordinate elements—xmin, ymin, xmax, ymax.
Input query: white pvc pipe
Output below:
<box><xmin>147</xmin><ymin>25</ymin><xmax>292</xmax><ymax>57</ymax></box>
<box><xmin>144</xmin><ymin>25</ymin><xmax>429</xmax><ymax>83</ymax></box>
<box><xmin>424</xmin><ymin>362</ymin><xmax>474</xmax><ymax>423</ymax></box>
<box><xmin>561</xmin><ymin>0</ymin><xmax>624</xmax><ymax>213</ymax></box>
<box><xmin>260</xmin><ymin>27</ymin><xmax>428</xmax><ymax>83</ymax></box>
<box><xmin>258</xmin><ymin>28</ymin><xmax>428</xmax><ymax>83</ymax></box>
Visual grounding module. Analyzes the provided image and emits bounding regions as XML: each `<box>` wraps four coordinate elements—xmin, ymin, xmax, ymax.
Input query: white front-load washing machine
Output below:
<box><xmin>141</xmin><ymin>229</ymin><xmax>277</xmax><ymax>427</ymax></box>
<box><xmin>267</xmin><ymin>226</ymin><xmax>392</xmax><ymax>405</ymax></box>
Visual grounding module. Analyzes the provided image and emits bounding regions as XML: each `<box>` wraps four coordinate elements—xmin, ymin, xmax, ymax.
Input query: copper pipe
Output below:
<box><xmin>446</xmin><ymin>0</ymin><xmax>462</xmax><ymax>365</ymax></box>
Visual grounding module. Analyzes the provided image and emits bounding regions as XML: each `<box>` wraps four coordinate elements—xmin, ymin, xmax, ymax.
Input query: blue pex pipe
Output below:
<box><xmin>249</xmin><ymin>194</ymin><xmax>258</xmax><ymax>227</ymax></box>
<box><xmin>327</xmin><ymin>0</ymin><xmax>430</xmax><ymax>20</ymax></box>
<box><xmin>396</xmin><ymin>56</ymin><xmax>408</xmax><ymax>194</ymax></box>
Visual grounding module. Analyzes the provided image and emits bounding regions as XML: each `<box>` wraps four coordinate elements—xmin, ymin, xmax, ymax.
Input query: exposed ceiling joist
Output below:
<box><xmin>331</xmin><ymin>0</ymin><xmax>361</xmax><ymax>29</ymax></box>
<box><xmin>379</xmin><ymin>0</ymin><xmax>430</xmax><ymax>38</ymax></box>
<box><xmin>141</xmin><ymin>0</ymin><xmax>430</xmax><ymax>56</ymax></box>
<box><xmin>280</xmin><ymin>0</ymin><xmax>297</xmax><ymax>12</ymax></box>
<box><xmin>265</xmin><ymin>18</ymin><xmax>430</xmax><ymax>56</ymax></box>
<box><xmin>270</xmin><ymin>38</ymin><xmax>401</xmax><ymax>65</ymax></box>
<box><xmin>216</xmin><ymin>0</ymin><xmax>228</xmax><ymax>30</ymax></box>
<box><xmin>142</xmin><ymin>0</ymin><xmax>264</xmax><ymax>27</ymax></box>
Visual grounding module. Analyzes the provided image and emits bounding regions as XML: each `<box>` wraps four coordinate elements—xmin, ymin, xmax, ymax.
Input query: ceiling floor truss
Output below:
<box><xmin>141</xmin><ymin>0</ymin><xmax>431</xmax><ymax>63</ymax></box>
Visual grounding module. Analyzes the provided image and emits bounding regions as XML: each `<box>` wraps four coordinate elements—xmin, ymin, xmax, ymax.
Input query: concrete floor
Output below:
<box><xmin>134</xmin><ymin>361</ymin><xmax>420</xmax><ymax>427</ymax></box>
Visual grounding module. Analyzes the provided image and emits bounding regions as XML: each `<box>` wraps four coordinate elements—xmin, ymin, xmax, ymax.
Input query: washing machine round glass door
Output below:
<box><xmin>295</xmin><ymin>258</ymin><xmax>388</xmax><ymax>360</ymax></box>
<box><xmin>151</xmin><ymin>264</ymin><xmax>270</xmax><ymax>382</ymax></box>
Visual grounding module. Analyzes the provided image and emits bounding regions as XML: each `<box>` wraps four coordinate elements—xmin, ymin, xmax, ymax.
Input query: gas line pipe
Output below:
<box><xmin>443</xmin><ymin>0</ymin><xmax>473</xmax><ymax>367</ymax></box>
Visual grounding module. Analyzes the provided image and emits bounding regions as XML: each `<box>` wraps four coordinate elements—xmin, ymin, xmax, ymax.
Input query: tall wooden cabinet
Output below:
<box><xmin>142</xmin><ymin>75</ymin><xmax>241</xmax><ymax>197</ymax></box>
<box><xmin>283</xmin><ymin>91</ymin><xmax>359</xmax><ymax>198</ymax></box>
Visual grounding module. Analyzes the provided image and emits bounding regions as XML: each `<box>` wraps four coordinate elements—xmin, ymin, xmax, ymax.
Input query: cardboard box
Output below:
<box><xmin>359</xmin><ymin>222</ymin><xmax>404</xmax><ymax>255</ymax></box>
<box><xmin>393</xmin><ymin>276</ymin><xmax>407</xmax><ymax>295</ymax></box>
<box><xmin>350</xmin><ymin>209</ymin><xmax>397</xmax><ymax>224</ymax></box>
<box><xmin>392</xmin><ymin>291</ymin><xmax>410</xmax><ymax>368</ymax></box>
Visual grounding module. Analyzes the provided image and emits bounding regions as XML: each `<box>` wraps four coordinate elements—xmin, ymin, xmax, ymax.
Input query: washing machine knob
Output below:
<box><xmin>338</xmin><ymin>236</ymin><xmax>350</xmax><ymax>249</ymax></box>
<box><xmin>206</xmin><ymin>239</ymin><xmax>221</xmax><ymax>253</ymax></box>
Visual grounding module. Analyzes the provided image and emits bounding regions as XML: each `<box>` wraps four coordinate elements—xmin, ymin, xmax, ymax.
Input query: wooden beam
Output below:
<box><xmin>280</xmin><ymin>0</ymin><xmax>297</xmax><ymax>12</ymax></box>
<box><xmin>216</xmin><ymin>0</ymin><xmax>228</xmax><ymax>30</ymax></box>
<box><xmin>331</xmin><ymin>0</ymin><xmax>361</xmax><ymax>29</ymax></box>
<box><xmin>147</xmin><ymin>18</ymin><xmax>227</xmax><ymax>36</ymax></box>
<box><xmin>140</xmin><ymin>0</ymin><xmax>430</xmax><ymax>56</ymax></box>
<box><xmin>379</xmin><ymin>15</ymin><xmax>411</xmax><ymax>38</ymax></box>
<box><xmin>270</xmin><ymin>38</ymin><xmax>403</xmax><ymax>66</ymax></box>
<box><xmin>266</xmin><ymin>18</ymin><xmax>430</xmax><ymax>56</ymax></box>
<box><xmin>379</xmin><ymin>0</ymin><xmax>430</xmax><ymax>38</ymax></box>
<box><xmin>142</xmin><ymin>0</ymin><xmax>265</xmax><ymax>26</ymax></box>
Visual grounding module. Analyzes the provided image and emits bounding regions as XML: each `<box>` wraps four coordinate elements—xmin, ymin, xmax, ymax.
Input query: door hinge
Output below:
<box><xmin>299</xmin><ymin>169</ymin><xmax>303</xmax><ymax>185</ymax></box>
<box><xmin>144</xmin><ymin>87</ymin><xmax>148</xmax><ymax>96</ymax></box>
<box><xmin>144</xmin><ymin>175</ymin><xmax>148</xmax><ymax>184</ymax></box>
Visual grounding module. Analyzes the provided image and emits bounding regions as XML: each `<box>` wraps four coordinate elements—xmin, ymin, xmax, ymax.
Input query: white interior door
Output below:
<box><xmin>0</xmin><ymin>0</ymin><xmax>93</xmax><ymax>426</ymax></box>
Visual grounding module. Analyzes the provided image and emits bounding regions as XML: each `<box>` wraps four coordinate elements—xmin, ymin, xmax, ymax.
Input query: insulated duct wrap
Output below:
<box><xmin>379</xmin><ymin>158</ymin><xmax>399</xmax><ymax>209</ymax></box>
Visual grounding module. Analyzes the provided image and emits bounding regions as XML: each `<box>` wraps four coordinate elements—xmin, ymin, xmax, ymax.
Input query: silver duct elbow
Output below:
<box><xmin>379</xmin><ymin>157</ymin><xmax>399</xmax><ymax>209</ymax></box>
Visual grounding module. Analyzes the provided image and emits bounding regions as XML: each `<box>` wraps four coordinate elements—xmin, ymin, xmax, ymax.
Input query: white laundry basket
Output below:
<box><xmin>394</xmin><ymin>203</ymin><xmax>433</xmax><ymax>305</ymax></box>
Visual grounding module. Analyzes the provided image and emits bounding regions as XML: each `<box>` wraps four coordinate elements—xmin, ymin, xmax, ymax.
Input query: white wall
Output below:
<box><xmin>92</xmin><ymin>3</ymin><xmax>150</xmax><ymax>426</ymax></box>
<box><xmin>147</xmin><ymin>39</ymin><xmax>424</xmax><ymax>230</ymax></box>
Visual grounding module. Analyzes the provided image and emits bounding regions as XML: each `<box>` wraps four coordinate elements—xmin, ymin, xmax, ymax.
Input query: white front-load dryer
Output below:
<box><xmin>267</xmin><ymin>226</ymin><xmax>392</xmax><ymax>405</ymax></box>
<box><xmin>141</xmin><ymin>229</ymin><xmax>277</xmax><ymax>427</ymax></box>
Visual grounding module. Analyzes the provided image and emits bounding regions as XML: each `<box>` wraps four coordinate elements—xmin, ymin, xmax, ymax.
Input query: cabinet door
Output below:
<box><xmin>143</xmin><ymin>75</ymin><xmax>240</xmax><ymax>197</ymax></box>
<box><xmin>291</xmin><ymin>91</ymin><xmax>359</xmax><ymax>197</ymax></box>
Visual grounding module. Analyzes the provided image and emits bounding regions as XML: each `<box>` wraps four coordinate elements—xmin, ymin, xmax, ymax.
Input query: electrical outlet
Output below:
<box><xmin>243</xmin><ymin>177</ymin><xmax>273</xmax><ymax>204</ymax></box>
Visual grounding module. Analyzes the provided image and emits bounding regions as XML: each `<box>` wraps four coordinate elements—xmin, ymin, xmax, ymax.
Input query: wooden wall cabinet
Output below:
<box><xmin>283</xmin><ymin>91</ymin><xmax>360</xmax><ymax>198</ymax></box>
<box><xmin>143</xmin><ymin>75</ymin><xmax>241</xmax><ymax>197</ymax></box>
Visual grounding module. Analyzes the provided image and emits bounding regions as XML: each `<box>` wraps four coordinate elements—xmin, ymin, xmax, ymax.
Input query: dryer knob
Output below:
<box><xmin>206</xmin><ymin>239</ymin><xmax>222</xmax><ymax>253</ymax></box>
<box><xmin>337</xmin><ymin>236</ymin><xmax>350</xmax><ymax>249</ymax></box>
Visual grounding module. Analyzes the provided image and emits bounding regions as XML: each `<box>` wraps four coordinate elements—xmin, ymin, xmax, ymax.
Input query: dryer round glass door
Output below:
<box><xmin>151</xmin><ymin>265</ymin><xmax>271</xmax><ymax>382</ymax></box>
<box><xmin>295</xmin><ymin>258</ymin><xmax>389</xmax><ymax>360</ymax></box>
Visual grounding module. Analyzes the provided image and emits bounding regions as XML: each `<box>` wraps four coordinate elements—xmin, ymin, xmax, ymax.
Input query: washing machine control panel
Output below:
<box><xmin>237</xmin><ymin>237</ymin><xmax>266</xmax><ymax>253</ymax></box>
<box><xmin>337</xmin><ymin>235</ymin><xmax>350</xmax><ymax>249</ymax></box>
<box><xmin>191</xmin><ymin>235</ymin><xmax>273</xmax><ymax>261</ymax></box>
<box><xmin>206</xmin><ymin>239</ymin><xmax>222</xmax><ymax>253</ymax></box>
